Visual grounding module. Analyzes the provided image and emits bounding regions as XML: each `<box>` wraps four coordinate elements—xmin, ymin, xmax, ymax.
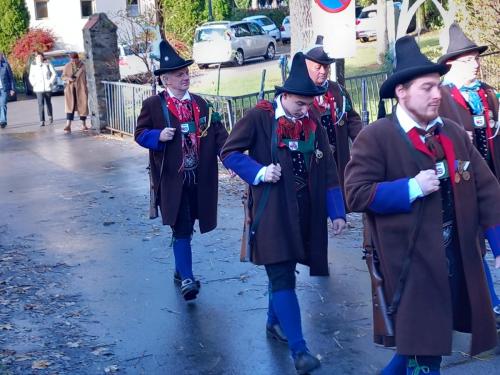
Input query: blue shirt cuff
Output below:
<box><xmin>253</xmin><ymin>167</ymin><xmax>267</xmax><ymax>185</ymax></box>
<box><xmin>408</xmin><ymin>178</ymin><xmax>424</xmax><ymax>203</ymax></box>
<box><xmin>485</xmin><ymin>225</ymin><xmax>500</xmax><ymax>258</ymax></box>
<box><xmin>327</xmin><ymin>187</ymin><xmax>346</xmax><ymax>220</ymax></box>
<box><xmin>369</xmin><ymin>178</ymin><xmax>411</xmax><ymax>215</ymax></box>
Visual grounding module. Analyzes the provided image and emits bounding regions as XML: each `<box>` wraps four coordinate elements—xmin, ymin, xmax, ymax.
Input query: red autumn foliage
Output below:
<box><xmin>8</xmin><ymin>28</ymin><xmax>56</xmax><ymax>78</ymax></box>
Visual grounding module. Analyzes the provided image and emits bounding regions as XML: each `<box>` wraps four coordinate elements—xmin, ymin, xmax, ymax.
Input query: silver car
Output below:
<box><xmin>192</xmin><ymin>21</ymin><xmax>276</xmax><ymax>68</ymax></box>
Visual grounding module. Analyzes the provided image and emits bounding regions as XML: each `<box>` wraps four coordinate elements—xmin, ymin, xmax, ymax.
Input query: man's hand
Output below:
<box><xmin>466</xmin><ymin>131</ymin><xmax>474</xmax><ymax>143</ymax></box>
<box><xmin>227</xmin><ymin>169</ymin><xmax>237</xmax><ymax>178</ymax></box>
<box><xmin>159</xmin><ymin>127</ymin><xmax>176</xmax><ymax>142</ymax></box>
<box><xmin>9</xmin><ymin>90</ymin><xmax>15</xmax><ymax>97</ymax></box>
<box><xmin>495</xmin><ymin>256</ymin><xmax>500</xmax><ymax>269</ymax></box>
<box><xmin>414</xmin><ymin>169</ymin><xmax>440</xmax><ymax>196</ymax></box>
<box><xmin>264</xmin><ymin>163</ymin><xmax>281</xmax><ymax>183</ymax></box>
<box><xmin>331</xmin><ymin>218</ymin><xmax>346</xmax><ymax>235</ymax></box>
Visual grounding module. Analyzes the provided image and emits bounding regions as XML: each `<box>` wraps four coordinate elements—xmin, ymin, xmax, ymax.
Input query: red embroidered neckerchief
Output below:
<box><xmin>162</xmin><ymin>91</ymin><xmax>201</xmax><ymax>146</ymax></box>
<box><xmin>162</xmin><ymin>91</ymin><xmax>202</xmax><ymax>173</ymax></box>
<box><xmin>313</xmin><ymin>90</ymin><xmax>336</xmax><ymax>124</ymax></box>
<box><xmin>449</xmin><ymin>85</ymin><xmax>494</xmax><ymax>155</ymax></box>
<box><xmin>256</xmin><ymin>100</ymin><xmax>316</xmax><ymax>146</ymax></box>
<box><xmin>407</xmin><ymin>127</ymin><xmax>457</xmax><ymax>187</ymax></box>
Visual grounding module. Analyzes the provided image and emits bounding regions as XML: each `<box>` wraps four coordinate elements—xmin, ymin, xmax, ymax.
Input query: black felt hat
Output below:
<box><xmin>379</xmin><ymin>35</ymin><xmax>449</xmax><ymax>99</ymax></box>
<box><xmin>275</xmin><ymin>52</ymin><xmax>327</xmax><ymax>97</ymax></box>
<box><xmin>153</xmin><ymin>40</ymin><xmax>193</xmax><ymax>76</ymax></box>
<box><xmin>437</xmin><ymin>22</ymin><xmax>488</xmax><ymax>65</ymax></box>
<box><xmin>304</xmin><ymin>35</ymin><xmax>335</xmax><ymax>65</ymax></box>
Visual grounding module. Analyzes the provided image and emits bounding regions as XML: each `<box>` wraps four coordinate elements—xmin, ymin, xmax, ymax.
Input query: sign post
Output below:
<box><xmin>311</xmin><ymin>0</ymin><xmax>356</xmax><ymax>58</ymax></box>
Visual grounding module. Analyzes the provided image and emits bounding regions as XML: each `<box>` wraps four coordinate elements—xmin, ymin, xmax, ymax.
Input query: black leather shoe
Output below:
<box><xmin>0</xmin><ymin>123</ymin><xmax>6</xmax><ymax>129</ymax></box>
<box><xmin>180</xmin><ymin>278</ymin><xmax>199</xmax><ymax>301</ymax></box>
<box><xmin>294</xmin><ymin>352</ymin><xmax>321</xmax><ymax>375</ymax></box>
<box><xmin>40</xmin><ymin>121</ymin><xmax>45</xmax><ymax>127</ymax></box>
<box><xmin>174</xmin><ymin>271</ymin><xmax>200</xmax><ymax>288</ymax></box>
<box><xmin>266</xmin><ymin>324</ymin><xmax>288</xmax><ymax>344</ymax></box>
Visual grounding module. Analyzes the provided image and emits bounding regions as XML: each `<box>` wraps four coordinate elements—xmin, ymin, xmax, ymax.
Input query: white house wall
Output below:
<box><xmin>26</xmin><ymin>0</ymin><xmax>157</xmax><ymax>52</ymax></box>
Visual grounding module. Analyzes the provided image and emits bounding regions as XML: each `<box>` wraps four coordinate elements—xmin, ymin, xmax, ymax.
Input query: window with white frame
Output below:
<box><xmin>127</xmin><ymin>0</ymin><xmax>139</xmax><ymax>17</ymax></box>
<box><xmin>81</xmin><ymin>0</ymin><xmax>95</xmax><ymax>18</ymax></box>
<box><xmin>34</xmin><ymin>0</ymin><xmax>49</xmax><ymax>19</ymax></box>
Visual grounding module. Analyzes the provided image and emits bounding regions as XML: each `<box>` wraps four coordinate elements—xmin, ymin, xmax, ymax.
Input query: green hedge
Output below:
<box><xmin>230</xmin><ymin>6</ymin><xmax>289</xmax><ymax>26</ymax></box>
<box><xmin>0</xmin><ymin>0</ymin><xmax>30</xmax><ymax>54</ymax></box>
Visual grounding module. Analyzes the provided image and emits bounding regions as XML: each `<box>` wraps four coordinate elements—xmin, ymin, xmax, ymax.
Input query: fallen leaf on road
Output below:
<box><xmin>104</xmin><ymin>364</ymin><xmax>119</xmax><ymax>373</ymax></box>
<box><xmin>32</xmin><ymin>360</ymin><xmax>51</xmax><ymax>369</ymax></box>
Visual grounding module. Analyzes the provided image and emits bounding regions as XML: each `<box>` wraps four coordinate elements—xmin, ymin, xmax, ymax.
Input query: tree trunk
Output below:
<box><xmin>376</xmin><ymin>0</ymin><xmax>388</xmax><ymax>65</ymax></box>
<box><xmin>272</xmin><ymin>0</ymin><xmax>278</xmax><ymax>8</ymax></box>
<box><xmin>251</xmin><ymin>0</ymin><xmax>259</xmax><ymax>9</ymax></box>
<box><xmin>155</xmin><ymin>0</ymin><xmax>165</xmax><ymax>39</ymax></box>
<box><xmin>289</xmin><ymin>0</ymin><xmax>313</xmax><ymax>56</ymax></box>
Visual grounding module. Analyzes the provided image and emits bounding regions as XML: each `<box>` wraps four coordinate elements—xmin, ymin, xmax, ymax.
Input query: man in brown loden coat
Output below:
<box><xmin>304</xmin><ymin>35</ymin><xmax>363</xmax><ymax>199</ymax></box>
<box><xmin>438</xmin><ymin>23</ymin><xmax>500</xmax><ymax>322</ymax></box>
<box><xmin>221</xmin><ymin>52</ymin><xmax>346</xmax><ymax>375</ymax></box>
<box><xmin>344</xmin><ymin>36</ymin><xmax>500</xmax><ymax>375</ymax></box>
<box><xmin>134</xmin><ymin>40</ymin><xmax>228</xmax><ymax>302</ymax></box>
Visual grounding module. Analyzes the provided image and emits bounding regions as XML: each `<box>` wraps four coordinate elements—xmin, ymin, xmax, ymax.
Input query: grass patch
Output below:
<box><xmin>191</xmin><ymin>30</ymin><xmax>442</xmax><ymax>96</ymax></box>
<box><xmin>191</xmin><ymin>66</ymin><xmax>284</xmax><ymax>96</ymax></box>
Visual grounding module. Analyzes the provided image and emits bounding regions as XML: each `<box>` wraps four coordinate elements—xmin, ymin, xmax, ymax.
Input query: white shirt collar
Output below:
<box><xmin>166</xmin><ymin>87</ymin><xmax>190</xmax><ymax>101</ymax></box>
<box><xmin>274</xmin><ymin>94</ymin><xmax>308</xmax><ymax>120</ymax></box>
<box><xmin>396</xmin><ymin>104</ymin><xmax>443</xmax><ymax>133</ymax></box>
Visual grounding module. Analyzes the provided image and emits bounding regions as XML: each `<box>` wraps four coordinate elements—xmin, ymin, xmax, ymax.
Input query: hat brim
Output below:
<box><xmin>275</xmin><ymin>84</ymin><xmax>327</xmax><ymax>97</ymax></box>
<box><xmin>379</xmin><ymin>64</ymin><xmax>450</xmax><ymax>99</ymax></box>
<box><xmin>437</xmin><ymin>45</ymin><xmax>488</xmax><ymax>65</ymax></box>
<box><xmin>154</xmin><ymin>60</ymin><xmax>194</xmax><ymax>76</ymax></box>
<box><xmin>305</xmin><ymin>55</ymin><xmax>335</xmax><ymax>65</ymax></box>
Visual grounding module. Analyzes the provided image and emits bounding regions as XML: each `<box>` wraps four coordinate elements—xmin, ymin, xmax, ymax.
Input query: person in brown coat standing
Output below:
<box><xmin>134</xmin><ymin>40</ymin><xmax>228</xmax><ymax>301</ymax></box>
<box><xmin>221</xmin><ymin>52</ymin><xmax>346</xmax><ymax>374</ymax></box>
<box><xmin>304</xmin><ymin>36</ymin><xmax>363</xmax><ymax>198</ymax></box>
<box><xmin>438</xmin><ymin>23</ymin><xmax>500</xmax><ymax>321</ymax></box>
<box><xmin>344</xmin><ymin>36</ymin><xmax>500</xmax><ymax>375</ymax></box>
<box><xmin>62</xmin><ymin>52</ymin><xmax>89</xmax><ymax>132</ymax></box>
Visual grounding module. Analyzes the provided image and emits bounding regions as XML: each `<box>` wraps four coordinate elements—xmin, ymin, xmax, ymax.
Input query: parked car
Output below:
<box><xmin>23</xmin><ymin>50</ymin><xmax>70</xmax><ymax>96</ymax></box>
<box><xmin>118</xmin><ymin>42</ymin><xmax>150</xmax><ymax>78</ymax></box>
<box><xmin>356</xmin><ymin>5</ymin><xmax>377</xmax><ymax>42</ymax></box>
<box><xmin>356</xmin><ymin>3</ymin><xmax>416</xmax><ymax>43</ymax></box>
<box><xmin>280</xmin><ymin>16</ymin><xmax>290</xmax><ymax>44</ymax></box>
<box><xmin>242</xmin><ymin>15</ymin><xmax>281</xmax><ymax>41</ymax></box>
<box><xmin>192</xmin><ymin>21</ymin><xmax>276</xmax><ymax>68</ymax></box>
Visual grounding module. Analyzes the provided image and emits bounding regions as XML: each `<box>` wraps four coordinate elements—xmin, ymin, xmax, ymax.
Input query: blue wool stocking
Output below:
<box><xmin>271</xmin><ymin>289</ymin><xmax>307</xmax><ymax>356</ymax></box>
<box><xmin>172</xmin><ymin>238</ymin><xmax>193</xmax><ymax>280</ymax></box>
<box><xmin>381</xmin><ymin>354</ymin><xmax>407</xmax><ymax>375</ymax></box>
<box><xmin>483</xmin><ymin>257</ymin><xmax>500</xmax><ymax>307</ymax></box>
<box><xmin>267</xmin><ymin>282</ymin><xmax>279</xmax><ymax>326</ymax></box>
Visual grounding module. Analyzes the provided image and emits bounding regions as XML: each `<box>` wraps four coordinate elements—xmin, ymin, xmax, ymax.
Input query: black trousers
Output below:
<box><xmin>66</xmin><ymin>87</ymin><xmax>86</xmax><ymax>121</ymax></box>
<box><xmin>266</xmin><ymin>261</ymin><xmax>297</xmax><ymax>292</ymax></box>
<box><xmin>264</xmin><ymin>187</ymin><xmax>311</xmax><ymax>293</ymax></box>
<box><xmin>36</xmin><ymin>92</ymin><xmax>53</xmax><ymax>122</ymax></box>
<box><xmin>170</xmin><ymin>184</ymin><xmax>198</xmax><ymax>239</ymax></box>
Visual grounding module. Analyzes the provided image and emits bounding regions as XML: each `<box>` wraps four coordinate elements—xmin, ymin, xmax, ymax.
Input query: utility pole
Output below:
<box><xmin>208</xmin><ymin>0</ymin><xmax>213</xmax><ymax>21</ymax></box>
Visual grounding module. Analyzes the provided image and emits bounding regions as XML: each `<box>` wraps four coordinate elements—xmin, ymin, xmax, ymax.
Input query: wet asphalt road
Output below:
<box><xmin>1</xmin><ymin>96</ymin><xmax>499</xmax><ymax>374</ymax></box>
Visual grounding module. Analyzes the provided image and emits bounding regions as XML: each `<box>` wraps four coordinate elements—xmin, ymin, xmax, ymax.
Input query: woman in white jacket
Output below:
<box><xmin>29</xmin><ymin>52</ymin><xmax>56</xmax><ymax>126</ymax></box>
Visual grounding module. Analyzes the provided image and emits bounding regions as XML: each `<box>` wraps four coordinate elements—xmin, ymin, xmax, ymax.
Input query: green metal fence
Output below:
<box><xmin>103</xmin><ymin>71</ymin><xmax>389</xmax><ymax>136</ymax></box>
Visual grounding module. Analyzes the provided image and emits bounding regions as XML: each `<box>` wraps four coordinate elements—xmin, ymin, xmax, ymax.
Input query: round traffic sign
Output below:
<box><xmin>314</xmin><ymin>0</ymin><xmax>352</xmax><ymax>13</ymax></box>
